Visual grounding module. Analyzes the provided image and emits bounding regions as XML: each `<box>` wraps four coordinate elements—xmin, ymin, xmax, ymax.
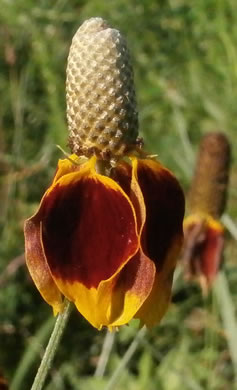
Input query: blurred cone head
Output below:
<box><xmin>188</xmin><ymin>132</ymin><xmax>231</xmax><ymax>219</ymax></box>
<box><xmin>66</xmin><ymin>17</ymin><xmax>139</xmax><ymax>160</ymax></box>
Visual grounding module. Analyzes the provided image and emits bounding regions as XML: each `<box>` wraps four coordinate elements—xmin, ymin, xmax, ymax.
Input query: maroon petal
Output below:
<box><xmin>41</xmin><ymin>159</ymin><xmax>139</xmax><ymax>289</ymax></box>
<box><xmin>135</xmin><ymin>158</ymin><xmax>185</xmax><ymax>269</ymax></box>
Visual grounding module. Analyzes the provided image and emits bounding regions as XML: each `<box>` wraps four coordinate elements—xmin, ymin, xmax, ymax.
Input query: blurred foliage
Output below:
<box><xmin>0</xmin><ymin>0</ymin><xmax>237</xmax><ymax>389</ymax></box>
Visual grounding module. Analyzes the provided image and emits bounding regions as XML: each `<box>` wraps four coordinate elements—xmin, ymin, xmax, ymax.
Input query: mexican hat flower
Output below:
<box><xmin>182</xmin><ymin>132</ymin><xmax>231</xmax><ymax>293</ymax></box>
<box><xmin>24</xmin><ymin>18</ymin><xmax>185</xmax><ymax>330</ymax></box>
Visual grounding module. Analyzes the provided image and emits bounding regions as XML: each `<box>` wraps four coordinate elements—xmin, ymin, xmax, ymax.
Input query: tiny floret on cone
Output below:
<box><xmin>182</xmin><ymin>132</ymin><xmax>231</xmax><ymax>293</ymax></box>
<box><xmin>24</xmin><ymin>17</ymin><xmax>185</xmax><ymax>329</ymax></box>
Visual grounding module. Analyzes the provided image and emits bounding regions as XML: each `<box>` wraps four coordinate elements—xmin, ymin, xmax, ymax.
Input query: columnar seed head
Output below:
<box><xmin>188</xmin><ymin>132</ymin><xmax>231</xmax><ymax>218</ymax></box>
<box><xmin>66</xmin><ymin>17</ymin><xmax>139</xmax><ymax>160</ymax></box>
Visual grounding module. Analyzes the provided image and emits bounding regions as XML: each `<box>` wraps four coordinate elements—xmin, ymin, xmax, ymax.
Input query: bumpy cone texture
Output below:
<box><xmin>188</xmin><ymin>132</ymin><xmax>231</xmax><ymax>219</ymax></box>
<box><xmin>66</xmin><ymin>17</ymin><xmax>139</xmax><ymax>160</ymax></box>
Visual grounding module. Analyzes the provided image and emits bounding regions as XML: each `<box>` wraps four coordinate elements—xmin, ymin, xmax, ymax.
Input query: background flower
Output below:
<box><xmin>181</xmin><ymin>132</ymin><xmax>231</xmax><ymax>293</ymax></box>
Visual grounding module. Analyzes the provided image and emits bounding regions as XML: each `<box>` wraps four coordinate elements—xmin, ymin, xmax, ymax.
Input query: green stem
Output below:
<box><xmin>31</xmin><ymin>299</ymin><xmax>72</xmax><ymax>390</ymax></box>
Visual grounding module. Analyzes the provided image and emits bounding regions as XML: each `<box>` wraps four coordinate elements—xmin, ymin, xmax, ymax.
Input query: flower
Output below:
<box><xmin>24</xmin><ymin>154</ymin><xmax>184</xmax><ymax>329</ymax></box>
<box><xmin>182</xmin><ymin>214</ymin><xmax>225</xmax><ymax>292</ymax></box>
<box><xmin>182</xmin><ymin>132</ymin><xmax>231</xmax><ymax>293</ymax></box>
<box><xmin>24</xmin><ymin>17</ymin><xmax>185</xmax><ymax>330</ymax></box>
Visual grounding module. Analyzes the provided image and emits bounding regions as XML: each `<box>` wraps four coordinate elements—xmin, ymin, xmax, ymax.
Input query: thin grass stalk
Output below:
<box><xmin>11</xmin><ymin>317</ymin><xmax>54</xmax><ymax>390</ymax></box>
<box><xmin>213</xmin><ymin>271</ymin><xmax>237</xmax><ymax>380</ymax></box>
<box><xmin>94</xmin><ymin>330</ymin><xmax>116</xmax><ymax>377</ymax></box>
<box><xmin>104</xmin><ymin>327</ymin><xmax>146</xmax><ymax>390</ymax></box>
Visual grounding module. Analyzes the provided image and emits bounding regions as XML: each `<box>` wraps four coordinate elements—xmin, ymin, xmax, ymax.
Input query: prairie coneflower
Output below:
<box><xmin>24</xmin><ymin>18</ymin><xmax>185</xmax><ymax>330</ymax></box>
<box><xmin>182</xmin><ymin>132</ymin><xmax>231</xmax><ymax>293</ymax></box>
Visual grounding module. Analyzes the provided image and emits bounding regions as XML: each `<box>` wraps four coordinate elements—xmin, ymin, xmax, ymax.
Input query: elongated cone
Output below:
<box><xmin>188</xmin><ymin>132</ymin><xmax>230</xmax><ymax>218</ymax></box>
<box><xmin>66</xmin><ymin>17</ymin><xmax>139</xmax><ymax>160</ymax></box>
<box><xmin>182</xmin><ymin>132</ymin><xmax>231</xmax><ymax>292</ymax></box>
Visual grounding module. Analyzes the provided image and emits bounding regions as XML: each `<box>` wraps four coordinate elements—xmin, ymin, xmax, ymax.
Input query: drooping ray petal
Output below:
<box><xmin>24</xmin><ymin>216</ymin><xmax>63</xmax><ymax>316</ymax></box>
<box><xmin>134</xmin><ymin>158</ymin><xmax>185</xmax><ymax>269</ymax></box>
<box><xmin>24</xmin><ymin>155</ymin><xmax>85</xmax><ymax>315</ymax></box>
<box><xmin>104</xmin><ymin>250</ymin><xmax>156</xmax><ymax>327</ymax></box>
<box><xmin>131</xmin><ymin>158</ymin><xmax>184</xmax><ymax>326</ymax></box>
<box><xmin>111</xmin><ymin>158</ymin><xmax>184</xmax><ymax>327</ymax></box>
<box><xmin>38</xmin><ymin>157</ymin><xmax>139</xmax><ymax>327</ymax></box>
<box><xmin>135</xmin><ymin>236</ymin><xmax>182</xmax><ymax>327</ymax></box>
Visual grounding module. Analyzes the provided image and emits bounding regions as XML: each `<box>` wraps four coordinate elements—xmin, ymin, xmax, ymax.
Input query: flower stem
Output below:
<box><xmin>31</xmin><ymin>299</ymin><xmax>72</xmax><ymax>390</ymax></box>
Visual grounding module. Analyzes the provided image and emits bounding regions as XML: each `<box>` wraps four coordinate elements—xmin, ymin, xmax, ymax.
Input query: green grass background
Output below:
<box><xmin>0</xmin><ymin>0</ymin><xmax>237</xmax><ymax>389</ymax></box>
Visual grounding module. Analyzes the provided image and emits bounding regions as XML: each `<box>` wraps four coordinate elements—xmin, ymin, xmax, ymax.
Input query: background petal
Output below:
<box><xmin>182</xmin><ymin>215</ymin><xmax>224</xmax><ymax>291</ymax></box>
<box><xmin>201</xmin><ymin>221</ymin><xmax>224</xmax><ymax>285</ymax></box>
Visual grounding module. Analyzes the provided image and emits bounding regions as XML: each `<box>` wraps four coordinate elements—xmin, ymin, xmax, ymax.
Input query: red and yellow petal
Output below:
<box><xmin>24</xmin><ymin>156</ymin><xmax>86</xmax><ymax>315</ymax></box>
<box><xmin>34</xmin><ymin>156</ymin><xmax>141</xmax><ymax>328</ymax></box>
<box><xmin>42</xmin><ymin>156</ymin><xmax>139</xmax><ymax>288</ymax></box>
<box><xmin>135</xmin><ymin>236</ymin><xmax>182</xmax><ymax>327</ymax></box>
<box><xmin>132</xmin><ymin>158</ymin><xmax>185</xmax><ymax>326</ymax></box>
<box><xmin>183</xmin><ymin>214</ymin><xmax>224</xmax><ymax>291</ymax></box>
<box><xmin>24</xmin><ymin>156</ymin><xmax>85</xmax><ymax>314</ymax></box>
<box><xmin>134</xmin><ymin>158</ymin><xmax>185</xmax><ymax>267</ymax></box>
<box><xmin>112</xmin><ymin>157</ymin><xmax>185</xmax><ymax>327</ymax></box>
<box><xmin>98</xmin><ymin>249</ymin><xmax>156</xmax><ymax>328</ymax></box>
<box><xmin>24</xmin><ymin>216</ymin><xmax>63</xmax><ymax>316</ymax></box>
